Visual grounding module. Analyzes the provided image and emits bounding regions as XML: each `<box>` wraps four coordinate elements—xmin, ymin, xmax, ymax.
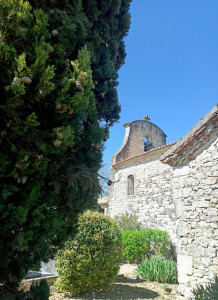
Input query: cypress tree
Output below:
<box><xmin>0</xmin><ymin>0</ymin><xmax>131</xmax><ymax>293</ymax></box>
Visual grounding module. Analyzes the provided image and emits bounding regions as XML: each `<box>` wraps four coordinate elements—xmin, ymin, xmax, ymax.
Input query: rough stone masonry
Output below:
<box><xmin>104</xmin><ymin>105</ymin><xmax>218</xmax><ymax>298</ymax></box>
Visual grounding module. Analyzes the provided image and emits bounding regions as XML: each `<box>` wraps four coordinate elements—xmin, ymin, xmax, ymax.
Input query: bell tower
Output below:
<box><xmin>112</xmin><ymin>117</ymin><xmax>167</xmax><ymax>164</ymax></box>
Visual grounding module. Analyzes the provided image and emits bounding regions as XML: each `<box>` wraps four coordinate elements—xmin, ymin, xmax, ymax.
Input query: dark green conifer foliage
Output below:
<box><xmin>0</xmin><ymin>0</ymin><xmax>131</xmax><ymax>294</ymax></box>
<box><xmin>82</xmin><ymin>0</ymin><xmax>131</xmax><ymax>123</ymax></box>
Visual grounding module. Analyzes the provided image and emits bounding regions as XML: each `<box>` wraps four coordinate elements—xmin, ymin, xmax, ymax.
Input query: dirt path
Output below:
<box><xmin>49</xmin><ymin>263</ymin><xmax>182</xmax><ymax>300</ymax></box>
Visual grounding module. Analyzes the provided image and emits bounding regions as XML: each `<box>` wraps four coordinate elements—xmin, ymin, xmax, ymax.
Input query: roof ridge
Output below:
<box><xmin>112</xmin><ymin>141</ymin><xmax>178</xmax><ymax>168</ymax></box>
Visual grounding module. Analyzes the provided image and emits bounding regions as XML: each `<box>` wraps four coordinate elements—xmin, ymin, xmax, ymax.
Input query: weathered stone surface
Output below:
<box><xmin>178</xmin><ymin>272</ymin><xmax>191</xmax><ymax>284</ymax></box>
<box><xmin>176</xmin><ymin>220</ymin><xmax>188</xmax><ymax>237</ymax></box>
<box><xmin>174</xmin><ymin>166</ymin><xmax>190</xmax><ymax>177</ymax></box>
<box><xmin>202</xmin><ymin>177</ymin><xmax>217</xmax><ymax>185</ymax></box>
<box><xmin>107</xmin><ymin>106</ymin><xmax>218</xmax><ymax>299</ymax></box>
<box><xmin>195</xmin><ymin>200</ymin><xmax>210</xmax><ymax>208</ymax></box>
<box><xmin>177</xmin><ymin>255</ymin><xmax>193</xmax><ymax>275</ymax></box>
<box><xmin>174</xmin><ymin>198</ymin><xmax>184</xmax><ymax>219</ymax></box>
<box><xmin>182</xmin><ymin>188</ymin><xmax>192</xmax><ymax>198</ymax></box>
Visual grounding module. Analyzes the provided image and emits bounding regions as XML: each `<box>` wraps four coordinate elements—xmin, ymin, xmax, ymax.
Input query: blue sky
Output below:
<box><xmin>103</xmin><ymin>0</ymin><xmax>218</xmax><ymax>166</ymax></box>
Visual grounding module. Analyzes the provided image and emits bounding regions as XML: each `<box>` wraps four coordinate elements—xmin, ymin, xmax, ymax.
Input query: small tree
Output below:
<box><xmin>56</xmin><ymin>210</ymin><xmax>123</xmax><ymax>295</ymax></box>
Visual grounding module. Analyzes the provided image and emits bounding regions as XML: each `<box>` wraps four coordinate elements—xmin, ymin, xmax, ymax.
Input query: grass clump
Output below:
<box><xmin>137</xmin><ymin>255</ymin><xmax>178</xmax><ymax>284</ymax></box>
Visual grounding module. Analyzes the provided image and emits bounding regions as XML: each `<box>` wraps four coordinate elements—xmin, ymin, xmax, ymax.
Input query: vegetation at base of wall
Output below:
<box><xmin>122</xmin><ymin>230</ymin><xmax>148</xmax><ymax>263</ymax></box>
<box><xmin>137</xmin><ymin>256</ymin><xmax>178</xmax><ymax>284</ymax></box>
<box><xmin>141</xmin><ymin>228</ymin><xmax>176</xmax><ymax>260</ymax></box>
<box><xmin>118</xmin><ymin>219</ymin><xmax>176</xmax><ymax>263</ymax></box>
<box><xmin>55</xmin><ymin>210</ymin><xmax>122</xmax><ymax>295</ymax></box>
<box><xmin>114</xmin><ymin>212</ymin><xmax>142</xmax><ymax>231</ymax></box>
<box><xmin>0</xmin><ymin>0</ymin><xmax>131</xmax><ymax>293</ymax></box>
<box><xmin>190</xmin><ymin>275</ymin><xmax>218</xmax><ymax>300</ymax></box>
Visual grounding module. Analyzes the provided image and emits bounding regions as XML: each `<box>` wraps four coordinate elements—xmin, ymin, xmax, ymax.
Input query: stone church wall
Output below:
<box><xmin>107</xmin><ymin>137</ymin><xmax>218</xmax><ymax>298</ymax></box>
<box><xmin>106</xmin><ymin>106</ymin><xmax>217</xmax><ymax>298</ymax></box>
<box><xmin>172</xmin><ymin>138</ymin><xmax>218</xmax><ymax>297</ymax></box>
<box><xmin>107</xmin><ymin>154</ymin><xmax>176</xmax><ymax>241</ymax></box>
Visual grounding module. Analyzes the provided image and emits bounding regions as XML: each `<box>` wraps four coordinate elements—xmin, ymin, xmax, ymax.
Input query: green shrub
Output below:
<box><xmin>141</xmin><ymin>228</ymin><xmax>175</xmax><ymax>259</ymax></box>
<box><xmin>190</xmin><ymin>275</ymin><xmax>218</xmax><ymax>300</ymax></box>
<box><xmin>137</xmin><ymin>256</ymin><xmax>178</xmax><ymax>284</ymax></box>
<box><xmin>122</xmin><ymin>230</ymin><xmax>148</xmax><ymax>263</ymax></box>
<box><xmin>55</xmin><ymin>210</ymin><xmax>122</xmax><ymax>295</ymax></box>
<box><xmin>114</xmin><ymin>212</ymin><xmax>142</xmax><ymax>231</ymax></box>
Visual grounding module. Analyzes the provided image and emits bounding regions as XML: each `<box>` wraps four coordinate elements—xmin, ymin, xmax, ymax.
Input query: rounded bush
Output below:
<box><xmin>122</xmin><ymin>230</ymin><xmax>148</xmax><ymax>263</ymax></box>
<box><xmin>55</xmin><ymin>210</ymin><xmax>122</xmax><ymax>295</ymax></box>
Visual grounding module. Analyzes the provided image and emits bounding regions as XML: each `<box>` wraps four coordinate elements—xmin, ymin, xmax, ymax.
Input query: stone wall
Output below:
<box><xmin>172</xmin><ymin>138</ymin><xmax>218</xmax><ymax>298</ymax></box>
<box><xmin>107</xmin><ymin>152</ymin><xmax>176</xmax><ymax>241</ymax></box>
<box><xmin>107</xmin><ymin>137</ymin><xmax>218</xmax><ymax>298</ymax></box>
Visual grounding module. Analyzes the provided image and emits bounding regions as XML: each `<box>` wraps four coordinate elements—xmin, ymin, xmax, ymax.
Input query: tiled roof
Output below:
<box><xmin>161</xmin><ymin>105</ymin><xmax>218</xmax><ymax>166</ymax></box>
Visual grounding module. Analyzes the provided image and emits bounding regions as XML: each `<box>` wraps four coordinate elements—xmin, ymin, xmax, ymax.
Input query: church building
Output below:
<box><xmin>103</xmin><ymin>105</ymin><xmax>218</xmax><ymax>298</ymax></box>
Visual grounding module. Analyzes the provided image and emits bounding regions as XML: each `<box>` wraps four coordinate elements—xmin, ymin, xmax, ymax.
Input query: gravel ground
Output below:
<box><xmin>49</xmin><ymin>264</ymin><xmax>181</xmax><ymax>300</ymax></box>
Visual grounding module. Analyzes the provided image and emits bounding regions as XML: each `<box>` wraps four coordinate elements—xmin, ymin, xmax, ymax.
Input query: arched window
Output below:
<box><xmin>144</xmin><ymin>134</ymin><xmax>152</xmax><ymax>151</ymax></box>
<box><xmin>127</xmin><ymin>175</ymin><xmax>134</xmax><ymax>195</ymax></box>
<box><xmin>144</xmin><ymin>137</ymin><xmax>149</xmax><ymax>151</ymax></box>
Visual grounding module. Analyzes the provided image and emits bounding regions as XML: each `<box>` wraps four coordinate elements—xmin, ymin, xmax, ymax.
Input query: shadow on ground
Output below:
<box><xmin>61</xmin><ymin>281</ymin><xmax>159</xmax><ymax>300</ymax></box>
<box><xmin>116</xmin><ymin>275</ymin><xmax>145</xmax><ymax>284</ymax></box>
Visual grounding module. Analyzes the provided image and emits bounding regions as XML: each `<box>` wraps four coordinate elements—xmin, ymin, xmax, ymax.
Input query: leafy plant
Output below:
<box><xmin>122</xmin><ymin>230</ymin><xmax>148</xmax><ymax>263</ymax></box>
<box><xmin>190</xmin><ymin>275</ymin><xmax>218</xmax><ymax>300</ymax></box>
<box><xmin>55</xmin><ymin>210</ymin><xmax>122</xmax><ymax>295</ymax></box>
<box><xmin>141</xmin><ymin>228</ymin><xmax>176</xmax><ymax>260</ymax></box>
<box><xmin>137</xmin><ymin>256</ymin><xmax>178</xmax><ymax>284</ymax></box>
<box><xmin>114</xmin><ymin>212</ymin><xmax>142</xmax><ymax>231</ymax></box>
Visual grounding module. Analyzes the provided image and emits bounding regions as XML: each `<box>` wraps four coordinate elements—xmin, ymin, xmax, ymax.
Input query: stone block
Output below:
<box><xmin>177</xmin><ymin>254</ymin><xmax>193</xmax><ymax>275</ymax></box>
<box><xmin>185</xmin><ymin>178</ymin><xmax>199</xmax><ymax>187</ymax></box>
<box><xmin>195</xmin><ymin>172</ymin><xmax>206</xmax><ymax>179</ymax></box>
<box><xmin>183</xmin><ymin>188</ymin><xmax>192</xmax><ymax>198</ymax></box>
<box><xmin>196</xmin><ymin>189</ymin><xmax>204</xmax><ymax>196</ymax></box>
<box><xmin>205</xmin><ymin>247</ymin><xmax>217</xmax><ymax>258</ymax></box>
<box><xmin>194</xmin><ymin>270</ymin><xmax>204</xmax><ymax>278</ymax></box>
<box><xmin>178</xmin><ymin>272</ymin><xmax>191</xmax><ymax>284</ymax></box>
<box><xmin>196</xmin><ymin>200</ymin><xmax>210</xmax><ymax>208</ymax></box>
<box><xmin>209</xmin><ymin>240</ymin><xmax>218</xmax><ymax>247</ymax></box>
<box><xmin>202</xmin><ymin>177</ymin><xmax>217</xmax><ymax>185</ymax></box>
<box><xmin>174</xmin><ymin>198</ymin><xmax>184</xmax><ymax>218</ymax></box>
<box><xmin>201</xmin><ymin>257</ymin><xmax>211</xmax><ymax>267</ymax></box>
<box><xmin>176</xmin><ymin>220</ymin><xmax>188</xmax><ymax>237</ymax></box>
<box><xmin>210</xmin><ymin>216</ymin><xmax>218</xmax><ymax>223</ymax></box>
<box><xmin>174</xmin><ymin>166</ymin><xmax>190</xmax><ymax>177</ymax></box>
